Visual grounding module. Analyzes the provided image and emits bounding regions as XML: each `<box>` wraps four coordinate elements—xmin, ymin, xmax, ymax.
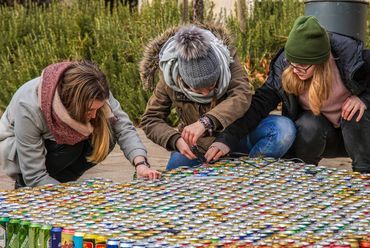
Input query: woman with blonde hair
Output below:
<box><xmin>0</xmin><ymin>60</ymin><xmax>161</xmax><ymax>188</ymax></box>
<box><xmin>208</xmin><ymin>16</ymin><xmax>370</xmax><ymax>173</ymax></box>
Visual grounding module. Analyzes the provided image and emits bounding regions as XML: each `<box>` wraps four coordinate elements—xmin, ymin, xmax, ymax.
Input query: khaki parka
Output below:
<box><xmin>140</xmin><ymin>24</ymin><xmax>253</xmax><ymax>153</ymax></box>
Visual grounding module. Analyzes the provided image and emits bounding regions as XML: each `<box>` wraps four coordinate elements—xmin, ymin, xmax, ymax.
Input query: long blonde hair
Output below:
<box><xmin>58</xmin><ymin>61</ymin><xmax>112</xmax><ymax>164</ymax></box>
<box><xmin>282</xmin><ymin>60</ymin><xmax>332</xmax><ymax>115</ymax></box>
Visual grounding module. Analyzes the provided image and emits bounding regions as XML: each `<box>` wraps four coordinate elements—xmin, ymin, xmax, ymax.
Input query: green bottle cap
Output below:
<box><xmin>20</xmin><ymin>220</ymin><xmax>31</xmax><ymax>226</ymax></box>
<box><xmin>9</xmin><ymin>219</ymin><xmax>21</xmax><ymax>224</ymax></box>
<box><xmin>30</xmin><ymin>223</ymin><xmax>41</xmax><ymax>228</ymax></box>
<box><xmin>41</xmin><ymin>224</ymin><xmax>52</xmax><ymax>230</ymax></box>
<box><xmin>0</xmin><ymin>217</ymin><xmax>10</xmax><ymax>222</ymax></box>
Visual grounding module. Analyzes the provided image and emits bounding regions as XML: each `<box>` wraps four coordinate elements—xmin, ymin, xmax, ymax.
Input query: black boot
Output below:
<box><xmin>14</xmin><ymin>174</ymin><xmax>26</xmax><ymax>189</ymax></box>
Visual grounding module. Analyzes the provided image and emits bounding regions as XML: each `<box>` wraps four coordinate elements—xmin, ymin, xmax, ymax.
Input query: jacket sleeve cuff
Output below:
<box><xmin>206</xmin><ymin>115</ymin><xmax>222</xmax><ymax>131</ymax></box>
<box><xmin>214</xmin><ymin>135</ymin><xmax>232</xmax><ymax>150</ymax></box>
<box><xmin>126</xmin><ymin>148</ymin><xmax>148</xmax><ymax>164</ymax></box>
<box><xmin>214</xmin><ymin>130</ymin><xmax>243</xmax><ymax>152</ymax></box>
<box><xmin>359</xmin><ymin>94</ymin><xmax>370</xmax><ymax>109</ymax></box>
<box><xmin>166</xmin><ymin>133</ymin><xmax>181</xmax><ymax>151</ymax></box>
<box><xmin>31</xmin><ymin>176</ymin><xmax>60</xmax><ymax>187</ymax></box>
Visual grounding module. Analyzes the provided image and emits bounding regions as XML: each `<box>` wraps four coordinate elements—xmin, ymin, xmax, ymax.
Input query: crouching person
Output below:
<box><xmin>0</xmin><ymin>60</ymin><xmax>161</xmax><ymax>188</ymax></box>
<box><xmin>212</xmin><ymin>16</ymin><xmax>370</xmax><ymax>173</ymax></box>
<box><xmin>140</xmin><ymin>24</ymin><xmax>252</xmax><ymax>170</ymax></box>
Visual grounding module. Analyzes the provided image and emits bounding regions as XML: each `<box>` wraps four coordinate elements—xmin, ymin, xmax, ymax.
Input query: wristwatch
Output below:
<box><xmin>199</xmin><ymin>115</ymin><xmax>214</xmax><ymax>136</ymax></box>
<box><xmin>134</xmin><ymin>159</ymin><xmax>151</xmax><ymax>169</ymax></box>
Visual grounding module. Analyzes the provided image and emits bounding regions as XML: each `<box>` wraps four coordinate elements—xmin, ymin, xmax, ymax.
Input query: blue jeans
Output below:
<box><xmin>166</xmin><ymin>115</ymin><xmax>296</xmax><ymax>170</ymax></box>
<box><xmin>236</xmin><ymin>115</ymin><xmax>296</xmax><ymax>157</ymax></box>
<box><xmin>166</xmin><ymin>151</ymin><xmax>203</xmax><ymax>170</ymax></box>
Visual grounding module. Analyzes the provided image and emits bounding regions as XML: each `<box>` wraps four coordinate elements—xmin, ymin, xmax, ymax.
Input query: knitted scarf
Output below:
<box><xmin>38</xmin><ymin>62</ymin><xmax>93</xmax><ymax>145</ymax></box>
<box><xmin>159</xmin><ymin>30</ymin><xmax>232</xmax><ymax>104</ymax></box>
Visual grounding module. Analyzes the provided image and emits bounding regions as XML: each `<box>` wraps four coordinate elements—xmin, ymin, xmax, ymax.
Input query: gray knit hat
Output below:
<box><xmin>174</xmin><ymin>26</ymin><xmax>221</xmax><ymax>89</ymax></box>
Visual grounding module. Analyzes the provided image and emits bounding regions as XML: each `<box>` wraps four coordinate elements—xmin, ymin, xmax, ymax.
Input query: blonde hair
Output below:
<box><xmin>58</xmin><ymin>61</ymin><xmax>112</xmax><ymax>164</ymax></box>
<box><xmin>282</xmin><ymin>60</ymin><xmax>332</xmax><ymax>115</ymax></box>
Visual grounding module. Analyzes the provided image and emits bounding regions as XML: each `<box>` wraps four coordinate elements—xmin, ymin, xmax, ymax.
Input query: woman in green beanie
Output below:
<box><xmin>210</xmin><ymin>16</ymin><xmax>370</xmax><ymax>173</ymax></box>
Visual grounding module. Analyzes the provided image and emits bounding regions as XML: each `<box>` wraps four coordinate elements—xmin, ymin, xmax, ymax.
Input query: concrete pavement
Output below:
<box><xmin>0</xmin><ymin>129</ymin><xmax>169</xmax><ymax>190</ymax></box>
<box><xmin>0</xmin><ymin>128</ymin><xmax>352</xmax><ymax>190</ymax></box>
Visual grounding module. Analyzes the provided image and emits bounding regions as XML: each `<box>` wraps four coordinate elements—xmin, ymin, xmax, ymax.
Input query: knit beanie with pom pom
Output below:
<box><xmin>174</xmin><ymin>26</ymin><xmax>221</xmax><ymax>89</ymax></box>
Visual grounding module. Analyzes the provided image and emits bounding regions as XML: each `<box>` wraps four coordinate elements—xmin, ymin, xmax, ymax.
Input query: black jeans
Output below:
<box><xmin>44</xmin><ymin>139</ymin><xmax>96</xmax><ymax>182</ymax></box>
<box><xmin>16</xmin><ymin>138</ymin><xmax>115</xmax><ymax>188</ymax></box>
<box><xmin>15</xmin><ymin>139</ymin><xmax>95</xmax><ymax>188</ymax></box>
<box><xmin>292</xmin><ymin>110</ymin><xmax>370</xmax><ymax>173</ymax></box>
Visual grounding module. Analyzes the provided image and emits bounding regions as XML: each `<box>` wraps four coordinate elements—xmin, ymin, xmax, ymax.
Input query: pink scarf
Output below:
<box><xmin>38</xmin><ymin>62</ymin><xmax>93</xmax><ymax>145</ymax></box>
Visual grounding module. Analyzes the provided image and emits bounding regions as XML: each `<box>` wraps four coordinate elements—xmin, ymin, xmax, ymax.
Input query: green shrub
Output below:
<box><xmin>227</xmin><ymin>0</ymin><xmax>304</xmax><ymax>88</ymax></box>
<box><xmin>0</xmin><ymin>0</ymin><xmax>180</xmax><ymax>123</ymax></box>
<box><xmin>0</xmin><ymin>0</ymin><xmax>368</xmax><ymax>122</ymax></box>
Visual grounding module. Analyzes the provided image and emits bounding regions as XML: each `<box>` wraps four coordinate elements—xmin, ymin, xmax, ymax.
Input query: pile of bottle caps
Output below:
<box><xmin>0</xmin><ymin>157</ymin><xmax>369</xmax><ymax>247</ymax></box>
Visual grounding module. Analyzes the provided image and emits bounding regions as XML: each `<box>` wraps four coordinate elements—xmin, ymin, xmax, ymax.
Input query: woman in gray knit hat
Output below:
<box><xmin>140</xmin><ymin>24</ymin><xmax>253</xmax><ymax>169</ymax></box>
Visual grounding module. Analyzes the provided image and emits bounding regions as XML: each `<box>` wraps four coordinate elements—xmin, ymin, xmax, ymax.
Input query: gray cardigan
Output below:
<box><xmin>0</xmin><ymin>77</ymin><xmax>147</xmax><ymax>187</ymax></box>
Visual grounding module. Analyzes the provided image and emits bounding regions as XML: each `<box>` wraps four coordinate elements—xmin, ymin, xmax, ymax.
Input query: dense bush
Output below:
<box><xmin>0</xmin><ymin>0</ymin><xmax>368</xmax><ymax>122</ymax></box>
<box><xmin>227</xmin><ymin>0</ymin><xmax>304</xmax><ymax>88</ymax></box>
<box><xmin>0</xmin><ymin>0</ymin><xmax>181</xmax><ymax>122</ymax></box>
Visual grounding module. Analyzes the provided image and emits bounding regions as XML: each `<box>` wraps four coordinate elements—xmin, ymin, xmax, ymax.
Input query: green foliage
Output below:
<box><xmin>227</xmin><ymin>0</ymin><xmax>304</xmax><ymax>88</ymax></box>
<box><xmin>0</xmin><ymin>0</ymin><xmax>180</xmax><ymax>123</ymax></box>
<box><xmin>0</xmin><ymin>0</ymin><xmax>369</xmax><ymax>122</ymax></box>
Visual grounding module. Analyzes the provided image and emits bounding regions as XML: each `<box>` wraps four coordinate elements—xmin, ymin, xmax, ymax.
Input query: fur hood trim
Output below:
<box><xmin>140</xmin><ymin>23</ymin><xmax>234</xmax><ymax>90</ymax></box>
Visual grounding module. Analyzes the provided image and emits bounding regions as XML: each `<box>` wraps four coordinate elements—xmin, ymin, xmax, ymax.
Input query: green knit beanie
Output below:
<box><xmin>285</xmin><ymin>16</ymin><xmax>330</xmax><ymax>65</ymax></box>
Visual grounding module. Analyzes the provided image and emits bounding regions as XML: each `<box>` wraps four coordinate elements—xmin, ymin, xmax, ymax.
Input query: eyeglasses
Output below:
<box><xmin>288</xmin><ymin>62</ymin><xmax>313</xmax><ymax>74</ymax></box>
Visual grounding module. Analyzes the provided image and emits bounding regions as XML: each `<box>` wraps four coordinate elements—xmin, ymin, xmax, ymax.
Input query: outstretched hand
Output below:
<box><xmin>136</xmin><ymin>164</ymin><xmax>162</xmax><ymax>180</ymax></box>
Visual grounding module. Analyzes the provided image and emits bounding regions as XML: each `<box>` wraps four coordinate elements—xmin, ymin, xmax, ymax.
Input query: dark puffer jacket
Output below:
<box><xmin>216</xmin><ymin>32</ymin><xmax>370</xmax><ymax>149</ymax></box>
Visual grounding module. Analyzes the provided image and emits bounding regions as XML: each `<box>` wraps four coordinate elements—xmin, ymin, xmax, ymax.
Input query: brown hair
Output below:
<box><xmin>282</xmin><ymin>60</ymin><xmax>332</xmax><ymax>115</ymax></box>
<box><xmin>58</xmin><ymin>61</ymin><xmax>112</xmax><ymax>163</ymax></box>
